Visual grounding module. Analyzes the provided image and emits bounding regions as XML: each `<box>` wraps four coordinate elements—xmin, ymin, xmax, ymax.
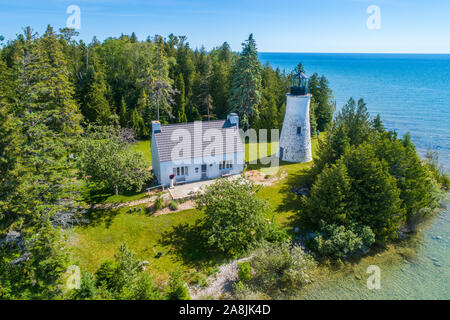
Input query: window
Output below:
<box><xmin>297</xmin><ymin>127</ymin><xmax>302</xmax><ymax>135</ymax></box>
<box><xmin>195</xmin><ymin>167</ymin><xmax>199</xmax><ymax>174</ymax></box>
<box><xmin>220</xmin><ymin>160</ymin><xmax>233</xmax><ymax>170</ymax></box>
<box><xmin>173</xmin><ymin>166</ymin><xmax>189</xmax><ymax>176</ymax></box>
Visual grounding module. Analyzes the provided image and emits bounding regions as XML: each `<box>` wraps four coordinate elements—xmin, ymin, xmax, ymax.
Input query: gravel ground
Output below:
<box><xmin>190</xmin><ymin>256</ymin><xmax>252</xmax><ymax>300</ymax></box>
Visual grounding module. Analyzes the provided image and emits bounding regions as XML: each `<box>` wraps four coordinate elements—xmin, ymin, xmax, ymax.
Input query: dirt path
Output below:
<box><xmin>91</xmin><ymin>192</ymin><xmax>171</xmax><ymax>211</ymax></box>
<box><xmin>189</xmin><ymin>256</ymin><xmax>251</xmax><ymax>300</ymax></box>
<box><xmin>91</xmin><ymin>172</ymin><xmax>278</xmax><ymax>213</ymax></box>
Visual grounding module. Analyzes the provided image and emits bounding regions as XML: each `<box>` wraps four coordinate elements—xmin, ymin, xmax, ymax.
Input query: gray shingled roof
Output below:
<box><xmin>153</xmin><ymin>120</ymin><xmax>244</xmax><ymax>162</ymax></box>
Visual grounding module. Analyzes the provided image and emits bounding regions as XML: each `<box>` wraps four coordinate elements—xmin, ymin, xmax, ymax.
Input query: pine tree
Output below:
<box><xmin>10</xmin><ymin>25</ymin><xmax>84</xmax><ymax>228</ymax></box>
<box><xmin>83</xmin><ymin>64</ymin><xmax>112</xmax><ymax>124</ymax></box>
<box><xmin>309</xmin><ymin>121</ymin><xmax>350</xmax><ymax>184</ymax></box>
<box><xmin>1</xmin><ymin>26</ymin><xmax>85</xmax><ymax>299</ymax></box>
<box><xmin>119</xmin><ymin>97</ymin><xmax>128</xmax><ymax>127</ymax></box>
<box><xmin>0</xmin><ymin>58</ymin><xmax>21</xmax><ymax>223</ymax></box>
<box><xmin>176</xmin><ymin>41</ymin><xmax>195</xmax><ymax>102</ymax></box>
<box><xmin>310</xmin><ymin>99</ymin><xmax>318</xmax><ymax>137</ymax></box>
<box><xmin>229</xmin><ymin>34</ymin><xmax>262</xmax><ymax>129</ymax></box>
<box><xmin>336</xmin><ymin>97</ymin><xmax>372</xmax><ymax>146</ymax></box>
<box><xmin>308</xmin><ymin>73</ymin><xmax>334</xmax><ymax>131</ymax></box>
<box><xmin>342</xmin><ymin>144</ymin><xmax>405</xmax><ymax>242</ymax></box>
<box><xmin>210</xmin><ymin>59</ymin><xmax>231</xmax><ymax>119</ymax></box>
<box><xmin>372</xmin><ymin>114</ymin><xmax>385</xmax><ymax>133</ymax></box>
<box><xmin>150</xmin><ymin>38</ymin><xmax>177</xmax><ymax>121</ymax></box>
<box><xmin>173</xmin><ymin>73</ymin><xmax>187</xmax><ymax>123</ymax></box>
<box><xmin>374</xmin><ymin>133</ymin><xmax>438</xmax><ymax>227</ymax></box>
<box><xmin>305</xmin><ymin>161</ymin><xmax>354</xmax><ymax>226</ymax></box>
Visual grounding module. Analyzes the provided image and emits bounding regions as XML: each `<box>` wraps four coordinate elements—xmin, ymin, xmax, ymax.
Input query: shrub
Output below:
<box><xmin>308</xmin><ymin>221</ymin><xmax>375</xmax><ymax>260</ymax></box>
<box><xmin>93</xmin><ymin>243</ymin><xmax>163</xmax><ymax>299</ymax></box>
<box><xmin>265</xmin><ymin>223</ymin><xmax>290</xmax><ymax>243</ymax></box>
<box><xmin>71</xmin><ymin>272</ymin><xmax>97</xmax><ymax>300</ymax></box>
<box><xmin>95</xmin><ymin>260</ymin><xmax>116</xmax><ymax>289</ymax></box>
<box><xmin>169</xmin><ymin>200</ymin><xmax>179</xmax><ymax>211</ymax></box>
<box><xmin>118</xmin><ymin>273</ymin><xmax>162</xmax><ymax>300</ymax></box>
<box><xmin>233</xmin><ymin>281</ymin><xmax>264</xmax><ymax>300</ymax></box>
<box><xmin>153</xmin><ymin>193</ymin><xmax>165</xmax><ymax>211</ymax></box>
<box><xmin>196</xmin><ymin>178</ymin><xmax>270</xmax><ymax>256</ymax></box>
<box><xmin>249</xmin><ymin>241</ymin><xmax>316</xmax><ymax>294</ymax></box>
<box><xmin>424</xmin><ymin>151</ymin><xmax>449</xmax><ymax>190</ymax></box>
<box><xmin>190</xmin><ymin>273</ymin><xmax>209</xmax><ymax>288</ymax></box>
<box><xmin>165</xmin><ymin>269</ymin><xmax>191</xmax><ymax>300</ymax></box>
<box><xmin>237</xmin><ymin>261</ymin><xmax>252</xmax><ymax>283</ymax></box>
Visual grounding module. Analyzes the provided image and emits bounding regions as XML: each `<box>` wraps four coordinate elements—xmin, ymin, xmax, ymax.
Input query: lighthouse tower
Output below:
<box><xmin>278</xmin><ymin>71</ymin><xmax>312</xmax><ymax>163</ymax></box>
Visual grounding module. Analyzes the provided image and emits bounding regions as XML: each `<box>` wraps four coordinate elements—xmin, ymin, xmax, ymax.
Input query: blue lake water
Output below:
<box><xmin>259</xmin><ymin>53</ymin><xmax>449</xmax><ymax>299</ymax></box>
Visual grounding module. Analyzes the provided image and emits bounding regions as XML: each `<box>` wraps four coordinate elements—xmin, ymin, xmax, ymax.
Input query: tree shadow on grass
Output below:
<box><xmin>159</xmin><ymin>223</ymin><xmax>226</xmax><ymax>269</ymax></box>
<box><xmin>84</xmin><ymin>187</ymin><xmax>145</xmax><ymax>205</ymax></box>
<box><xmin>83</xmin><ymin>208</ymin><xmax>122</xmax><ymax>229</ymax></box>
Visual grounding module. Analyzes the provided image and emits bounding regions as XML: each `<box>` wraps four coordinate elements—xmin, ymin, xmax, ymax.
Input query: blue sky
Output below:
<box><xmin>1</xmin><ymin>0</ymin><xmax>449</xmax><ymax>53</ymax></box>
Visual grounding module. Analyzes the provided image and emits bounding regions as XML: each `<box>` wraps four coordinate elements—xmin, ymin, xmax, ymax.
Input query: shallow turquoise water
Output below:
<box><xmin>259</xmin><ymin>53</ymin><xmax>449</xmax><ymax>299</ymax></box>
<box><xmin>299</xmin><ymin>198</ymin><xmax>449</xmax><ymax>300</ymax></box>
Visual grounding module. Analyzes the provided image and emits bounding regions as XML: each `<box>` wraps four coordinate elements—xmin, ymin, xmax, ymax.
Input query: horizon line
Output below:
<box><xmin>259</xmin><ymin>51</ymin><xmax>450</xmax><ymax>55</ymax></box>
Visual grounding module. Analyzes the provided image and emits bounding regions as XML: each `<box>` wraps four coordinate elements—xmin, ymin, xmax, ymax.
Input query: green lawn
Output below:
<box><xmin>132</xmin><ymin>139</ymin><xmax>152</xmax><ymax>164</ymax></box>
<box><xmin>72</xmin><ymin>134</ymin><xmax>325</xmax><ymax>281</ymax></box>
<box><xmin>72</xmin><ymin>207</ymin><xmax>212</xmax><ymax>280</ymax></box>
<box><xmin>253</xmin><ymin>135</ymin><xmax>322</xmax><ymax>228</ymax></box>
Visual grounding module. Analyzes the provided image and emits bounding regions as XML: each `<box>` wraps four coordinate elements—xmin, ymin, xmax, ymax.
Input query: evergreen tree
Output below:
<box><xmin>83</xmin><ymin>64</ymin><xmax>112</xmax><ymax>124</ymax></box>
<box><xmin>176</xmin><ymin>41</ymin><xmax>195</xmax><ymax>102</ymax></box>
<box><xmin>229</xmin><ymin>34</ymin><xmax>262</xmax><ymax>129</ymax></box>
<box><xmin>7</xmin><ymin>25</ymin><xmax>84</xmax><ymax>229</ymax></box>
<box><xmin>305</xmin><ymin>161</ymin><xmax>354</xmax><ymax>226</ymax></box>
<box><xmin>336</xmin><ymin>97</ymin><xmax>372</xmax><ymax>146</ymax></box>
<box><xmin>150</xmin><ymin>38</ymin><xmax>177</xmax><ymax>121</ymax></box>
<box><xmin>308</xmin><ymin>121</ymin><xmax>350</xmax><ymax>184</ymax></box>
<box><xmin>0</xmin><ymin>27</ymin><xmax>85</xmax><ymax>299</ymax></box>
<box><xmin>173</xmin><ymin>73</ymin><xmax>187</xmax><ymax>123</ymax></box>
<box><xmin>310</xmin><ymin>99</ymin><xmax>318</xmax><ymax>137</ymax></box>
<box><xmin>372</xmin><ymin>114</ymin><xmax>385</xmax><ymax>133</ymax></box>
<box><xmin>374</xmin><ymin>133</ymin><xmax>439</xmax><ymax>226</ymax></box>
<box><xmin>342</xmin><ymin>144</ymin><xmax>405</xmax><ymax>242</ymax></box>
<box><xmin>210</xmin><ymin>58</ymin><xmax>232</xmax><ymax>119</ymax></box>
<box><xmin>119</xmin><ymin>97</ymin><xmax>128</xmax><ymax>127</ymax></box>
<box><xmin>308</xmin><ymin>73</ymin><xmax>334</xmax><ymax>131</ymax></box>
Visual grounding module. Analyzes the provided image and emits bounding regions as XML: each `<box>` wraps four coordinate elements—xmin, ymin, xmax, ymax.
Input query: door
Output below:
<box><xmin>201</xmin><ymin>164</ymin><xmax>207</xmax><ymax>179</ymax></box>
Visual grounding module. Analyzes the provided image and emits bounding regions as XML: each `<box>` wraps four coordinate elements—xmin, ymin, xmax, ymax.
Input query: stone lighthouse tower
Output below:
<box><xmin>278</xmin><ymin>70</ymin><xmax>312</xmax><ymax>163</ymax></box>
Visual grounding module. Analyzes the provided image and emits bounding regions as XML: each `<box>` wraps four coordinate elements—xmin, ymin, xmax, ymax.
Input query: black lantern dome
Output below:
<box><xmin>290</xmin><ymin>71</ymin><xmax>309</xmax><ymax>95</ymax></box>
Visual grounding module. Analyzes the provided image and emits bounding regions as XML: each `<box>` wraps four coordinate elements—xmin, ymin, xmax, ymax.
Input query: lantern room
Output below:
<box><xmin>290</xmin><ymin>71</ymin><xmax>309</xmax><ymax>95</ymax></box>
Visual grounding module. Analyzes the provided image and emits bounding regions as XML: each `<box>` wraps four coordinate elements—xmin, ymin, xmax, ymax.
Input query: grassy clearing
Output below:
<box><xmin>132</xmin><ymin>139</ymin><xmax>152</xmax><ymax>164</ymax></box>
<box><xmin>252</xmin><ymin>135</ymin><xmax>322</xmax><ymax>228</ymax></box>
<box><xmin>72</xmin><ymin>134</ymin><xmax>325</xmax><ymax>281</ymax></box>
<box><xmin>72</xmin><ymin>207</ymin><xmax>211</xmax><ymax>279</ymax></box>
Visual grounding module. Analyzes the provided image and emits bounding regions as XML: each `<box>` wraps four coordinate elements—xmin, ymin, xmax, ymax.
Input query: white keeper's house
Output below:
<box><xmin>151</xmin><ymin>113</ymin><xmax>244</xmax><ymax>187</ymax></box>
